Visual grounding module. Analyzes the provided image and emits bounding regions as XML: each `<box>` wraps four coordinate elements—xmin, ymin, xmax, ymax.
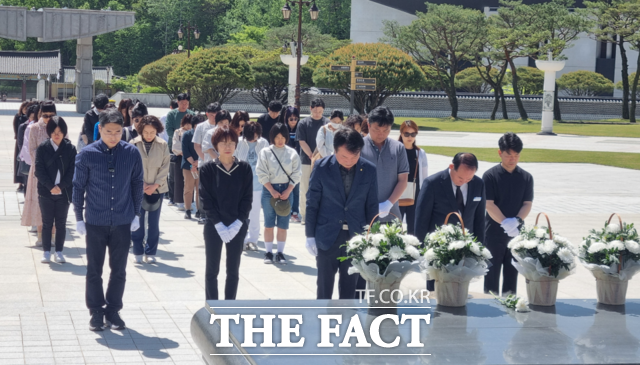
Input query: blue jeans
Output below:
<box><xmin>132</xmin><ymin>194</ymin><xmax>163</xmax><ymax>256</ymax></box>
<box><xmin>262</xmin><ymin>184</ymin><xmax>292</xmax><ymax>230</ymax></box>
<box><xmin>291</xmin><ymin>183</ymin><xmax>300</xmax><ymax>215</ymax></box>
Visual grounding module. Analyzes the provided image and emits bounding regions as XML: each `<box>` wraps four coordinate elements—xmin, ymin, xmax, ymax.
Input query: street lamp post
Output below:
<box><xmin>177</xmin><ymin>21</ymin><xmax>200</xmax><ymax>58</ymax></box>
<box><xmin>282</xmin><ymin>1</ymin><xmax>319</xmax><ymax>109</ymax></box>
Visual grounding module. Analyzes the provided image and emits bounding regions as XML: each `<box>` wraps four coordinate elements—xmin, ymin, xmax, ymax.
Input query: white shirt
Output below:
<box><xmin>316</xmin><ymin>124</ymin><xmax>342</xmax><ymax>158</ymax></box>
<box><xmin>450</xmin><ymin>170</ymin><xmax>468</xmax><ymax>206</ymax></box>
<box><xmin>193</xmin><ymin>120</ymin><xmax>216</xmax><ymax>145</ymax></box>
<box><xmin>200</xmin><ymin>126</ymin><xmax>219</xmax><ymax>163</ymax></box>
<box><xmin>256</xmin><ymin>145</ymin><xmax>302</xmax><ymax>186</ymax></box>
<box><xmin>50</xmin><ymin>139</ymin><xmax>61</xmax><ymax>186</ymax></box>
<box><xmin>158</xmin><ymin>115</ymin><xmax>169</xmax><ymax>142</ymax></box>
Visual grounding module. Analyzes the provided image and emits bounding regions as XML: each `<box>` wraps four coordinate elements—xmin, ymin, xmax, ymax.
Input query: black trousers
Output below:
<box><xmin>85</xmin><ymin>224</ymin><xmax>130</xmax><ymax>314</ymax></box>
<box><xmin>172</xmin><ymin>159</ymin><xmax>184</xmax><ymax>204</ymax></box>
<box><xmin>484</xmin><ymin>233</ymin><xmax>518</xmax><ymax>295</ymax></box>
<box><xmin>399</xmin><ymin>182</ymin><xmax>420</xmax><ymax>235</ymax></box>
<box><xmin>204</xmin><ymin>221</ymin><xmax>248</xmax><ymax>300</ymax></box>
<box><xmin>38</xmin><ymin>194</ymin><xmax>70</xmax><ymax>252</ymax></box>
<box><xmin>168</xmin><ymin>156</ymin><xmax>176</xmax><ymax>202</ymax></box>
<box><xmin>317</xmin><ymin>230</ymin><xmax>359</xmax><ymax>300</ymax></box>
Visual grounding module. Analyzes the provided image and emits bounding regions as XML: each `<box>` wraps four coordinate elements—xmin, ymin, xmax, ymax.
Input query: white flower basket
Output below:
<box><xmin>593</xmin><ymin>269</ymin><xmax>628</xmax><ymax>305</ymax></box>
<box><xmin>525</xmin><ymin>276</ymin><xmax>559</xmax><ymax>306</ymax></box>
<box><xmin>436</xmin><ymin>278</ymin><xmax>471</xmax><ymax>307</ymax></box>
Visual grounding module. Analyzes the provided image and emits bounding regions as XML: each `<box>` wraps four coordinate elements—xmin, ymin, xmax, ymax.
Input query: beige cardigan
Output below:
<box><xmin>131</xmin><ymin>135</ymin><xmax>171</xmax><ymax>194</ymax></box>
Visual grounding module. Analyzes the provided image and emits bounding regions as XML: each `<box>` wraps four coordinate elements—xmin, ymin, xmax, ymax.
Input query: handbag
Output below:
<box><xmin>398</xmin><ymin>149</ymin><xmax>419</xmax><ymax>207</ymax></box>
<box><xmin>18</xmin><ymin>159</ymin><xmax>30</xmax><ymax>176</ymax></box>
<box><xmin>269</xmin><ymin>147</ymin><xmax>293</xmax><ymax>216</ymax></box>
<box><xmin>142</xmin><ymin>191</ymin><xmax>163</xmax><ymax>211</ymax></box>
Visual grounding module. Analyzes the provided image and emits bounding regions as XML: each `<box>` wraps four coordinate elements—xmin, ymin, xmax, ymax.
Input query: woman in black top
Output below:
<box><xmin>13</xmin><ymin>101</ymin><xmax>30</xmax><ymax>190</ymax></box>
<box><xmin>280</xmin><ymin>106</ymin><xmax>302</xmax><ymax>222</ymax></box>
<box><xmin>35</xmin><ymin>117</ymin><xmax>77</xmax><ymax>264</ymax></box>
<box><xmin>398</xmin><ymin>120</ymin><xmax>428</xmax><ymax>235</ymax></box>
<box><xmin>17</xmin><ymin>104</ymin><xmax>40</xmax><ymax>194</ymax></box>
<box><xmin>199</xmin><ymin>128</ymin><xmax>253</xmax><ymax>300</ymax></box>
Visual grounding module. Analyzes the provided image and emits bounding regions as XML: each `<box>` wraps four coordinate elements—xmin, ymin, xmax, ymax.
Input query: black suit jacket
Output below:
<box><xmin>414</xmin><ymin>169</ymin><xmax>486</xmax><ymax>244</ymax></box>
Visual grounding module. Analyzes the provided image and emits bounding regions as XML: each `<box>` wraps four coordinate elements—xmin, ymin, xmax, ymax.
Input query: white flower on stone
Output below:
<box><xmin>588</xmin><ymin>241</ymin><xmax>608</xmax><ymax>254</ymax></box>
<box><xmin>370</xmin><ymin>234</ymin><xmax>384</xmax><ymax>247</ymax></box>
<box><xmin>557</xmin><ymin>247</ymin><xmax>574</xmax><ymax>264</ymax></box>
<box><xmin>608</xmin><ymin>240</ymin><xmax>625</xmax><ymax>251</ymax></box>
<box><xmin>424</xmin><ymin>248</ymin><xmax>437</xmax><ymax>263</ymax></box>
<box><xmin>481</xmin><ymin>248</ymin><xmax>493</xmax><ymax>260</ymax></box>
<box><xmin>470</xmin><ymin>242</ymin><xmax>482</xmax><ymax>256</ymax></box>
<box><xmin>535</xmin><ymin>229</ymin><xmax>547</xmax><ymax>238</ymax></box>
<box><xmin>625</xmin><ymin>240</ymin><xmax>640</xmax><ymax>254</ymax></box>
<box><xmin>515</xmin><ymin>298</ymin><xmax>530</xmax><ymax>312</ymax></box>
<box><xmin>362</xmin><ymin>247</ymin><xmax>380</xmax><ymax>262</ymax></box>
<box><xmin>388</xmin><ymin>246</ymin><xmax>406</xmax><ymax>261</ymax></box>
<box><xmin>524</xmin><ymin>239</ymin><xmax>539</xmax><ymax>249</ymax></box>
<box><xmin>448</xmin><ymin>240</ymin><xmax>467</xmax><ymax>250</ymax></box>
<box><xmin>406</xmin><ymin>245</ymin><xmax>421</xmax><ymax>260</ymax></box>
<box><xmin>605</xmin><ymin>223</ymin><xmax>620</xmax><ymax>234</ymax></box>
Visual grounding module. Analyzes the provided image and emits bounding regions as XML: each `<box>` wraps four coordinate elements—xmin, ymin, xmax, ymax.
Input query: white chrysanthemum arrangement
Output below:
<box><xmin>491</xmin><ymin>292</ymin><xmax>530</xmax><ymax>312</ymax></box>
<box><xmin>420</xmin><ymin>223</ymin><xmax>492</xmax><ymax>281</ymax></box>
<box><xmin>579</xmin><ymin>219</ymin><xmax>640</xmax><ymax>280</ymax></box>
<box><xmin>341</xmin><ymin>220</ymin><xmax>422</xmax><ymax>283</ymax></box>
<box><xmin>508</xmin><ymin>224</ymin><xmax>577</xmax><ymax>280</ymax></box>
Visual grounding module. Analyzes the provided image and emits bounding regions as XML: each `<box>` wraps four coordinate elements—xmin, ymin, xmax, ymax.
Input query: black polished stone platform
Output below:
<box><xmin>191</xmin><ymin>299</ymin><xmax>640</xmax><ymax>364</ymax></box>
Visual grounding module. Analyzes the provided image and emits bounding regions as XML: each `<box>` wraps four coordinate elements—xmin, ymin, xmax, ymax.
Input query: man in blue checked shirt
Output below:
<box><xmin>73</xmin><ymin>109</ymin><xmax>144</xmax><ymax>332</ymax></box>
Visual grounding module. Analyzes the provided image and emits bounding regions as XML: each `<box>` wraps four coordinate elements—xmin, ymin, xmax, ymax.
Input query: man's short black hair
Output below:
<box><xmin>46</xmin><ymin>116</ymin><xmax>68</xmax><ymax>137</ymax></box>
<box><xmin>206</xmin><ymin>102</ymin><xmax>222</xmax><ymax>113</ymax></box>
<box><xmin>268</xmin><ymin>100</ymin><xmax>283</xmax><ymax>113</ymax></box>
<box><xmin>330</xmin><ymin>109</ymin><xmax>344</xmax><ymax>121</ymax></box>
<box><xmin>99</xmin><ymin>108</ymin><xmax>124</xmax><ymax>127</ymax></box>
<box><xmin>177</xmin><ymin>93</ymin><xmax>190</xmax><ymax>102</ymax></box>
<box><xmin>131</xmin><ymin>102</ymin><xmax>148</xmax><ymax>119</ymax></box>
<box><xmin>333</xmin><ymin>128</ymin><xmax>364</xmax><ymax>155</ymax></box>
<box><xmin>215</xmin><ymin>109</ymin><xmax>232</xmax><ymax>124</ymax></box>
<box><xmin>94</xmin><ymin>94</ymin><xmax>109</xmax><ymax>110</ymax></box>
<box><xmin>345</xmin><ymin>114</ymin><xmax>364</xmax><ymax>130</ymax></box>
<box><xmin>27</xmin><ymin>104</ymin><xmax>40</xmax><ymax>118</ymax></box>
<box><xmin>169</xmin><ymin>100</ymin><xmax>178</xmax><ymax>109</ymax></box>
<box><xmin>310</xmin><ymin>98</ymin><xmax>325</xmax><ymax>109</ymax></box>
<box><xmin>368</xmin><ymin>106</ymin><xmax>394</xmax><ymax>127</ymax></box>
<box><xmin>269</xmin><ymin>123</ymin><xmax>289</xmax><ymax>145</ymax></box>
<box><xmin>452</xmin><ymin>152</ymin><xmax>478</xmax><ymax>171</ymax></box>
<box><xmin>498</xmin><ymin>132</ymin><xmax>523</xmax><ymax>154</ymax></box>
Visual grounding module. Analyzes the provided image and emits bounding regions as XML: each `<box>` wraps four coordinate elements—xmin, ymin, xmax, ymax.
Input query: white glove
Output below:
<box><xmin>506</xmin><ymin>225</ymin><xmax>520</xmax><ymax>238</ymax></box>
<box><xmin>306</xmin><ymin>237</ymin><xmax>318</xmax><ymax>257</ymax></box>
<box><xmin>215</xmin><ymin>222</ymin><xmax>231</xmax><ymax>243</ymax></box>
<box><xmin>76</xmin><ymin>221</ymin><xmax>86</xmax><ymax>235</ymax></box>
<box><xmin>227</xmin><ymin>220</ymin><xmax>243</xmax><ymax>241</ymax></box>
<box><xmin>378</xmin><ymin>200</ymin><xmax>393</xmax><ymax>218</ymax></box>
<box><xmin>501</xmin><ymin>217</ymin><xmax>519</xmax><ymax>232</ymax></box>
<box><xmin>130</xmin><ymin>216</ymin><xmax>140</xmax><ymax>232</ymax></box>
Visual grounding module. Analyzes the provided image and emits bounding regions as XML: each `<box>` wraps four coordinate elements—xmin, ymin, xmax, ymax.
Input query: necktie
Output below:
<box><xmin>456</xmin><ymin>185</ymin><xmax>465</xmax><ymax>215</ymax></box>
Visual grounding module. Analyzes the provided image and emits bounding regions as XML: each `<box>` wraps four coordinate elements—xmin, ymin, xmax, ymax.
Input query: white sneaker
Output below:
<box><xmin>29</xmin><ymin>226</ymin><xmax>37</xmax><ymax>232</ymax></box>
<box><xmin>35</xmin><ymin>240</ymin><xmax>42</xmax><ymax>247</ymax></box>
<box><xmin>54</xmin><ymin>252</ymin><xmax>65</xmax><ymax>263</ymax></box>
<box><xmin>132</xmin><ymin>255</ymin><xmax>143</xmax><ymax>264</ymax></box>
<box><xmin>177</xmin><ymin>203</ymin><xmax>185</xmax><ymax>211</ymax></box>
<box><xmin>41</xmin><ymin>252</ymin><xmax>51</xmax><ymax>263</ymax></box>
<box><xmin>144</xmin><ymin>255</ymin><xmax>156</xmax><ymax>264</ymax></box>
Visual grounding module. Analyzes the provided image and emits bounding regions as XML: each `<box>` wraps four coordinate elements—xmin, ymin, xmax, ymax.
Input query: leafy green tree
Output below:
<box><xmin>488</xmin><ymin>0</ymin><xmax>548</xmax><ymax>120</ymax></box>
<box><xmin>312</xmin><ymin>43</ymin><xmax>426</xmax><ymax>114</ymax></box>
<box><xmin>250</xmin><ymin>55</ymin><xmax>314</xmax><ymax>110</ymax></box>
<box><xmin>383</xmin><ymin>3</ymin><xmax>486</xmax><ymax>118</ymax></box>
<box><xmin>616</xmin><ymin>72</ymin><xmax>640</xmax><ymax>99</ymax></box>
<box><xmin>227</xmin><ymin>25</ymin><xmax>268</xmax><ymax>45</ymax></box>
<box><xmin>558</xmin><ymin>70</ymin><xmax>614</xmax><ymax>96</ymax></box>
<box><xmin>262</xmin><ymin>23</ymin><xmax>350</xmax><ymax>56</ymax></box>
<box><xmin>138</xmin><ymin>53</ymin><xmax>188</xmax><ymax>99</ymax></box>
<box><xmin>306</xmin><ymin>0</ymin><xmax>351</xmax><ymax>40</ymax></box>
<box><xmin>473</xmin><ymin>33</ymin><xmax>510</xmax><ymax>120</ymax></box>
<box><xmin>515</xmin><ymin>67</ymin><xmax>544</xmax><ymax>95</ymax></box>
<box><xmin>455</xmin><ymin>67</ymin><xmax>498</xmax><ymax>94</ymax></box>
<box><xmin>167</xmin><ymin>47</ymin><xmax>254</xmax><ymax>111</ymax></box>
<box><xmin>584</xmin><ymin>0</ymin><xmax>640</xmax><ymax>120</ymax></box>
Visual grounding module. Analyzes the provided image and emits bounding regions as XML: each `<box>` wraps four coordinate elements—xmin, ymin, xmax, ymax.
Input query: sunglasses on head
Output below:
<box><xmin>403</xmin><ymin>132</ymin><xmax>417</xmax><ymax>138</ymax></box>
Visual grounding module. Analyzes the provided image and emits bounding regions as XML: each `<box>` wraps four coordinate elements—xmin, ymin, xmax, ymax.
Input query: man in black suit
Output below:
<box><xmin>414</xmin><ymin>153</ymin><xmax>486</xmax><ymax>291</ymax></box>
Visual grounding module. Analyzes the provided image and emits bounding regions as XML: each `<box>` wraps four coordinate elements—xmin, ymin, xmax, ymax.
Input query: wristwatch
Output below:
<box><xmin>515</xmin><ymin>217</ymin><xmax>524</xmax><ymax>227</ymax></box>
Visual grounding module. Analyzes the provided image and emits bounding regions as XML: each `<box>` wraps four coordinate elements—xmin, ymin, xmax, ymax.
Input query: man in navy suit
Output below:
<box><xmin>414</xmin><ymin>152</ymin><xmax>486</xmax><ymax>291</ymax></box>
<box><xmin>305</xmin><ymin>128</ymin><xmax>379</xmax><ymax>299</ymax></box>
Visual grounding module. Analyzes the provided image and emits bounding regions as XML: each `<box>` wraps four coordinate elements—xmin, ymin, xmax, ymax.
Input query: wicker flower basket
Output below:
<box><xmin>593</xmin><ymin>213</ymin><xmax>629</xmax><ymax>305</ymax></box>
<box><xmin>435</xmin><ymin>212</ymin><xmax>472</xmax><ymax>307</ymax></box>
<box><xmin>525</xmin><ymin>213</ymin><xmax>559</xmax><ymax>306</ymax></box>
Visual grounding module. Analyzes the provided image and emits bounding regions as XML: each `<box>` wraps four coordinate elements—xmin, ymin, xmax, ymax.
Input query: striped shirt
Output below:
<box><xmin>72</xmin><ymin>140</ymin><xmax>144</xmax><ymax>226</ymax></box>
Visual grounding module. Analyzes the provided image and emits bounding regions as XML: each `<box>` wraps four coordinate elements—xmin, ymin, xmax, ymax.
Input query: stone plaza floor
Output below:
<box><xmin>0</xmin><ymin>103</ymin><xmax>638</xmax><ymax>364</ymax></box>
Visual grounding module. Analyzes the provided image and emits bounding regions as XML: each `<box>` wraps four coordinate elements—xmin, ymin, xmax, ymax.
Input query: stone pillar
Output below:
<box><xmin>75</xmin><ymin>36</ymin><xmax>93</xmax><ymax>113</ymax></box>
<box><xmin>535</xmin><ymin>58</ymin><xmax>565</xmax><ymax>135</ymax></box>
<box><xmin>37</xmin><ymin>79</ymin><xmax>46</xmax><ymax>100</ymax></box>
<box><xmin>21</xmin><ymin>77</ymin><xmax>27</xmax><ymax>101</ymax></box>
<box><xmin>280</xmin><ymin>54</ymin><xmax>309</xmax><ymax>107</ymax></box>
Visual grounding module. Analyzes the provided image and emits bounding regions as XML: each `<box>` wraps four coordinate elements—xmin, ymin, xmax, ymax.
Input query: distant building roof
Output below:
<box><xmin>0</xmin><ymin>50</ymin><xmax>61</xmax><ymax>76</ymax></box>
<box><xmin>63</xmin><ymin>66</ymin><xmax>113</xmax><ymax>84</ymax></box>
